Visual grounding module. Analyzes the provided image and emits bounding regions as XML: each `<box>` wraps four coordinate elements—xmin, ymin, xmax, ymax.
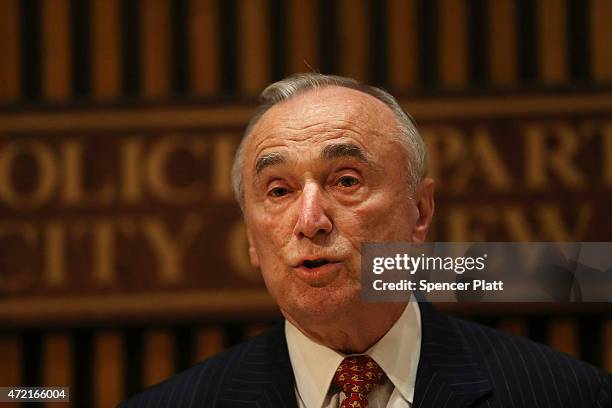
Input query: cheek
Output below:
<box><xmin>343</xmin><ymin>191</ymin><xmax>417</xmax><ymax>242</ymax></box>
<box><xmin>250</xmin><ymin>213</ymin><xmax>293</xmax><ymax>258</ymax></box>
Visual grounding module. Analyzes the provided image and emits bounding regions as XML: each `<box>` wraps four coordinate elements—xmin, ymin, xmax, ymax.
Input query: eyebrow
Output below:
<box><xmin>320</xmin><ymin>142</ymin><xmax>370</xmax><ymax>163</ymax></box>
<box><xmin>255</xmin><ymin>152</ymin><xmax>286</xmax><ymax>175</ymax></box>
<box><xmin>254</xmin><ymin>142</ymin><xmax>371</xmax><ymax>175</ymax></box>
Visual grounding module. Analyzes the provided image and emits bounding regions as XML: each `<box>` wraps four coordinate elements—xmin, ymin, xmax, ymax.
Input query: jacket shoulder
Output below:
<box><xmin>451</xmin><ymin>317</ymin><xmax>611</xmax><ymax>407</ymax></box>
<box><xmin>118</xmin><ymin>327</ymin><xmax>283</xmax><ymax>408</ymax></box>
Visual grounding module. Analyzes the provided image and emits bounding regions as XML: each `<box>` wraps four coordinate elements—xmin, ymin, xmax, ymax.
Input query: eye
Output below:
<box><xmin>269</xmin><ymin>186</ymin><xmax>289</xmax><ymax>197</ymax></box>
<box><xmin>336</xmin><ymin>175</ymin><xmax>360</xmax><ymax>188</ymax></box>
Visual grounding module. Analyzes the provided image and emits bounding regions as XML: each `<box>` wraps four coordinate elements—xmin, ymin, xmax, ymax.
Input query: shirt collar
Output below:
<box><xmin>366</xmin><ymin>300</ymin><xmax>421</xmax><ymax>403</ymax></box>
<box><xmin>285</xmin><ymin>300</ymin><xmax>422</xmax><ymax>408</ymax></box>
<box><xmin>285</xmin><ymin>321</ymin><xmax>344</xmax><ymax>408</ymax></box>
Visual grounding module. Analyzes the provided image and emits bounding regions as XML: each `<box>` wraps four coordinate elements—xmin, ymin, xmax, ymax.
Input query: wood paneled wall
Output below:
<box><xmin>0</xmin><ymin>0</ymin><xmax>610</xmax><ymax>105</ymax></box>
<box><xmin>0</xmin><ymin>1</ymin><xmax>611</xmax><ymax>406</ymax></box>
<box><xmin>0</xmin><ymin>314</ymin><xmax>611</xmax><ymax>407</ymax></box>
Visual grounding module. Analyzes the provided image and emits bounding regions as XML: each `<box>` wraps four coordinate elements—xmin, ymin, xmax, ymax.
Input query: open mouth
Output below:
<box><xmin>302</xmin><ymin>259</ymin><xmax>331</xmax><ymax>269</ymax></box>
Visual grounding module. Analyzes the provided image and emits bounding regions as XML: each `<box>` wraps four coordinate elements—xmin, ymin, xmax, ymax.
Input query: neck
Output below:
<box><xmin>283</xmin><ymin>302</ymin><xmax>407</xmax><ymax>354</ymax></box>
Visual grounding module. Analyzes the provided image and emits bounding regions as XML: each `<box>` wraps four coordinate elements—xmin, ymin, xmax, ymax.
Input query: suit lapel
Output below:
<box><xmin>218</xmin><ymin>303</ymin><xmax>491</xmax><ymax>408</ymax></box>
<box><xmin>218</xmin><ymin>323</ymin><xmax>298</xmax><ymax>408</ymax></box>
<box><xmin>413</xmin><ymin>302</ymin><xmax>492</xmax><ymax>408</ymax></box>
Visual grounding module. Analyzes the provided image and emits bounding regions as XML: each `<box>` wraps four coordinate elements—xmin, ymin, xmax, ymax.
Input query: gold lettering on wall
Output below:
<box><xmin>445</xmin><ymin>204</ymin><xmax>593</xmax><ymax>241</ymax></box>
<box><xmin>446</xmin><ymin>206</ymin><xmax>499</xmax><ymax>241</ymax></box>
<box><xmin>0</xmin><ymin>116</ymin><xmax>608</xmax><ymax>297</ymax></box>
<box><xmin>146</xmin><ymin>136</ymin><xmax>208</xmax><ymax>204</ymax></box>
<box><xmin>503</xmin><ymin>207</ymin><xmax>533</xmax><ymax>241</ymax></box>
<box><xmin>0</xmin><ymin>223</ymin><xmax>37</xmax><ymax>292</ymax></box>
<box><xmin>468</xmin><ymin>128</ymin><xmax>512</xmax><ymax>191</ymax></box>
<box><xmin>537</xmin><ymin>204</ymin><xmax>592</xmax><ymax>241</ymax></box>
<box><xmin>44</xmin><ymin>221</ymin><xmax>66</xmax><ymax>287</ymax></box>
<box><xmin>503</xmin><ymin>204</ymin><xmax>592</xmax><ymax>241</ymax></box>
<box><xmin>120</xmin><ymin>138</ymin><xmax>145</xmax><ymax>204</ymax></box>
<box><xmin>424</xmin><ymin>127</ymin><xmax>511</xmax><ymax>191</ymax></box>
<box><xmin>142</xmin><ymin>215</ymin><xmax>202</xmax><ymax>284</ymax></box>
<box><xmin>0</xmin><ymin>141</ymin><xmax>58</xmax><ymax>209</ymax></box>
<box><xmin>61</xmin><ymin>140</ymin><xmax>114</xmax><ymax>206</ymax></box>
<box><xmin>422</xmin><ymin>127</ymin><xmax>465</xmax><ymax>187</ymax></box>
<box><xmin>525</xmin><ymin>123</ymin><xmax>586</xmax><ymax>190</ymax></box>
<box><xmin>90</xmin><ymin>220</ymin><xmax>117</xmax><ymax>285</ymax></box>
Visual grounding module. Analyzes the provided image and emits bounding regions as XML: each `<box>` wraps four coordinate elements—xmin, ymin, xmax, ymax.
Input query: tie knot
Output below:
<box><xmin>333</xmin><ymin>355</ymin><xmax>384</xmax><ymax>397</ymax></box>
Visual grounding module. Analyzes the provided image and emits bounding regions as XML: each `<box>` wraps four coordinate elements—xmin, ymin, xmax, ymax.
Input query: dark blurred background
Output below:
<box><xmin>0</xmin><ymin>0</ymin><xmax>611</xmax><ymax>406</ymax></box>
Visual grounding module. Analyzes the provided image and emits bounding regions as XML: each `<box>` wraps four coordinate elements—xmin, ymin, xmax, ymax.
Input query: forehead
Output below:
<box><xmin>245</xmin><ymin>86</ymin><xmax>400</xmax><ymax>156</ymax></box>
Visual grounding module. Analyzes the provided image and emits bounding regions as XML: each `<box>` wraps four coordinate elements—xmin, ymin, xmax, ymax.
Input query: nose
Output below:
<box><xmin>293</xmin><ymin>181</ymin><xmax>333</xmax><ymax>239</ymax></box>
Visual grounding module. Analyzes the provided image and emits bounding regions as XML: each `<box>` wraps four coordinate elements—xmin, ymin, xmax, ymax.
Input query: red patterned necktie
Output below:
<box><xmin>333</xmin><ymin>355</ymin><xmax>385</xmax><ymax>408</ymax></box>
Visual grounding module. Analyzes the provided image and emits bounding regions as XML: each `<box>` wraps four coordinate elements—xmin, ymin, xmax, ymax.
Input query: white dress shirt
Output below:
<box><xmin>285</xmin><ymin>300</ymin><xmax>422</xmax><ymax>408</ymax></box>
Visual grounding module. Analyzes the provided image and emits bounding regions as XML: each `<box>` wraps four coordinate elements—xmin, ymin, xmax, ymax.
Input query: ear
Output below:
<box><xmin>245</xmin><ymin>227</ymin><xmax>260</xmax><ymax>267</ymax></box>
<box><xmin>411</xmin><ymin>178</ymin><xmax>435</xmax><ymax>243</ymax></box>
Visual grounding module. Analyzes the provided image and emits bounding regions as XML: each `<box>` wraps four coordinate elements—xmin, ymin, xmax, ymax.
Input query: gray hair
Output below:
<box><xmin>231</xmin><ymin>73</ymin><xmax>428</xmax><ymax>210</ymax></box>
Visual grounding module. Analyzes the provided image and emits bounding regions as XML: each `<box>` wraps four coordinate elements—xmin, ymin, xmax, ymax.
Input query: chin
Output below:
<box><xmin>281</xmin><ymin>284</ymin><xmax>360</xmax><ymax>324</ymax></box>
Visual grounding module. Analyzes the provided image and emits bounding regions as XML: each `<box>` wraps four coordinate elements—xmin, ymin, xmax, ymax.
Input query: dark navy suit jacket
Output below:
<box><xmin>119</xmin><ymin>302</ymin><xmax>611</xmax><ymax>407</ymax></box>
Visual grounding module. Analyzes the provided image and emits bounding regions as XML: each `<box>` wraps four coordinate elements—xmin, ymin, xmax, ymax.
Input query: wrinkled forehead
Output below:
<box><xmin>245</xmin><ymin>86</ymin><xmax>399</xmax><ymax>154</ymax></box>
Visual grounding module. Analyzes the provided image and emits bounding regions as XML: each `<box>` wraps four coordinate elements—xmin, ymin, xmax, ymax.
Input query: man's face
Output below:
<box><xmin>241</xmin><ymin>86</ymin><xmax>433</xmax><ymax>325</ymax></box>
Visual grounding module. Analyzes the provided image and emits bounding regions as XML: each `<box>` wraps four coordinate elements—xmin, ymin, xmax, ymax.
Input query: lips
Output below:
<box><xmin>302</xmin><ymin>259</ymin><xmax>331</xmax><ymax>269</ymax></box>
<box><xmin>293</xmin><ymin>257</ymin><xmax>343</xmax><ymax>286</ymax></box>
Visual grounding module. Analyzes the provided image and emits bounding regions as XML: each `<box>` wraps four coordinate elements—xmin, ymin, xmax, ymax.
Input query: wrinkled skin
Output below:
<box><xmin>241</xmin><ymin>86</ymin><xmax>434</xmax><ymax>353</ymax></box>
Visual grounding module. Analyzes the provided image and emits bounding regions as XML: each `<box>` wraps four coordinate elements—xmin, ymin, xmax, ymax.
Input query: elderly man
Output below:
<box><xmin>120</xmin><ymin>74</ymin><xmax>611</xmax><ymax>407</ymax></box>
